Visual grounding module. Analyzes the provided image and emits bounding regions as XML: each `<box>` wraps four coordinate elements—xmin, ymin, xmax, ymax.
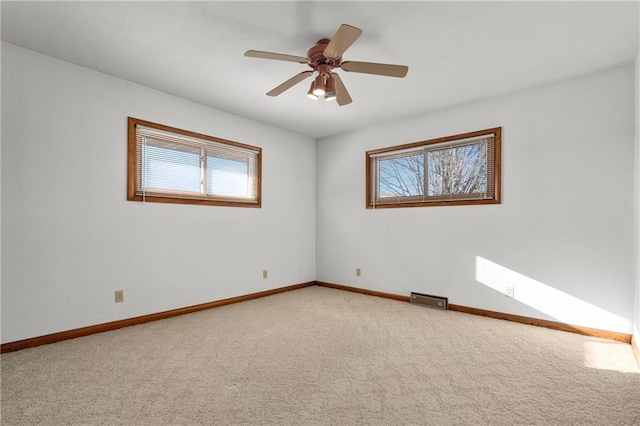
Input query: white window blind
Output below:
<box><xmin>128</xmin><ymin>118</ymin><xmax>261</xmax><ymax>207</ymax></box>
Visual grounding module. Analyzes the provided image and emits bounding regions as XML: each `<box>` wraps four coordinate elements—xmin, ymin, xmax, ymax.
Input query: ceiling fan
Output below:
<box><xmin>244</xmin><ymin>24</ymin><xmax>408</xmax><ymax>106</ymax></box>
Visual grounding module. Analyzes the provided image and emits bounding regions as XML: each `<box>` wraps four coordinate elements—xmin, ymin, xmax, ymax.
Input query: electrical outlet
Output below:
<box><xmin>505</xmin><ymin>286</ymin><xmax>515</xmax><ymax>298</ymax></box>
<box><xmin>115</xmin><ymin>290</ymin><xmax>124</xmax><ymax>303</ymax></box>
<box><xmin>262</xmin><ymin>270</ymin><xmax>268</xmax><ymax>279</ymax></box>
<box><xmin>356</xmin><ymin>268</ymin><xmax>361</xmax><ymax>277</ymax></box>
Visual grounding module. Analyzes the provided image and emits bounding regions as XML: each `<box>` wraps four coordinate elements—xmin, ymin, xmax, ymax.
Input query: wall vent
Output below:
<box><xmin>410</xmin><ymin>292</ymin><xmax>448</xmax><ymax>310</ymax></box>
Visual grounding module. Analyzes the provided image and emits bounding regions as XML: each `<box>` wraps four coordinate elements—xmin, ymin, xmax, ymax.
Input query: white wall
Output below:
<box><xmin>1</xmin><ymin>43</ymin><xmax>316</xmax><ymax>344</ymax></box>
<box><xmin>317</xmin><ymin>64</ymin><xmax>636</xmax><ymax>334</ymax></box>
<box><xmin>2</xmin><ymin>41</ymin><xmax>637</xmax><ymax>344</ymax></box>
<box><xmin>634</xmin><ymin>48</ymin><xmax>640</xmax><ymax>344</ymax></box>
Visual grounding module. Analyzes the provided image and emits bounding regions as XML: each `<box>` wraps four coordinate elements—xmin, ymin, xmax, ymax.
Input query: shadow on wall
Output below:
<box><xmin>475</xmin><ymin>256</ymin><xmax>630</xmax><ymax>335</ymax></box>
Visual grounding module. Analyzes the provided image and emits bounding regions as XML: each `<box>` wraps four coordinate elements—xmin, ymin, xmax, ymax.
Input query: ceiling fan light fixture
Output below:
<box><xmin>307</xmin><ymin>81</ymin><xmax>319</xmax><ymax>100</ymax></box>
<box><xmin>312</xmin><ymin>75</ymin><xmax>326</xmax><ymax>97</ymax></box>
<box><xmin>324</xmin><ymin>75</ymin><xmax>337</xmax><ymax>101</ymax></box>
<box><xmin>246</xmin><ymin>23</ymin><xmax>408</xmax><ymax>106</ymax></box>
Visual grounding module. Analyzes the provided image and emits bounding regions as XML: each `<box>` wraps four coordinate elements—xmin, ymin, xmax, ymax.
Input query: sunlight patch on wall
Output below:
<box><xmin>475</xmin><ymin>256</ymin><xmax>630</xmax><ymax>333</ymax></box>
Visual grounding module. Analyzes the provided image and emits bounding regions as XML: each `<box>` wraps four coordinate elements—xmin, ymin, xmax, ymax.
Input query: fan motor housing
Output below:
<box><xmin>307</xmin><ymin>39</ymin><xmax>341</xmax><ymax>72</ymax></box>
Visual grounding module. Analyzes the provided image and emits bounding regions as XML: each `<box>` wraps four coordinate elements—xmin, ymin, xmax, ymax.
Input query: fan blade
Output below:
<box><xmin>266</xmin><ymin>71</ymin><xmax>313</xmax><ymax>97</ymax></box>
<box><xmin>332</xmin><ymin>73</ymin><xmax>352</xmax><ymax>106</ymax></box>
<box><xmin>323</xmin><ymin>24</ymin><xmax>363</xmax><ymax>59</ymax></box>
<box><xmin>341</xmin><ymin>61</ymin><xmax>408</xmax><ymax>78</ymax></box>
<box><xmin>244</xmin><ymin>50</ymin><xmax>308</xmax><ymax>64</ymax></box>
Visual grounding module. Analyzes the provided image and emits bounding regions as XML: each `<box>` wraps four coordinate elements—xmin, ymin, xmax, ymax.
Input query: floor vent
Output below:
<box><xmin>410</xmin><ymin>293</ymin><xmax>448</xmax><ymax>310</ymax></box>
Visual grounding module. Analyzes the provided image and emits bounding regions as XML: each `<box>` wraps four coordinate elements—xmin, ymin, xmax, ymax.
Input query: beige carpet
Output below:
<box><xmin>2</xmin><ymin>285</ymin><xmax>639</xmax><ymax>425</ymax></box>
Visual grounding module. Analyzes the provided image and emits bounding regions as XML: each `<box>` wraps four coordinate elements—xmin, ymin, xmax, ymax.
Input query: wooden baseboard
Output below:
<box><xmin>447</xmin><ymin>304</ymin><xmax>631</xmax><ymax>343</ymax></box>
<box><xmin>0</xmin><ymin>281</ymin><xmax>315</xmax><ymax>354</ymax></box>
<box><xmin>315</xmin><ymin>281</ymin><xmax>410</xmax><ymax>302</ymax></box>
<box><xmin>632</xmin><ymin>336</ymin><xmax>640</xmax><ymax>367</ymax></box>
<box><xmin>316</xmin><ymin>281</ymin><xmax>632</xmax><ymax>344</ymax></box>
<box><xmin>3</xmin><ymin>281</ymin><xmax>632</xmax><ymax>353</ymax></box>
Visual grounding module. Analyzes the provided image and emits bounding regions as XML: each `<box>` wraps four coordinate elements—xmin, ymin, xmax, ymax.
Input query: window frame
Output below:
<box><xmin>366</xmin><ymin>127</ymin><xmax>501</xmax><ymax>209</ymax></box>
<box><xmin>127</xmin><ymin>117</ymin><xmax>262</xmax><ymax>208</ymax></box>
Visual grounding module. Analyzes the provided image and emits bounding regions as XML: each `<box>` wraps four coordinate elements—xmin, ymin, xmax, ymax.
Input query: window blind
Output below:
<box><xmin>128</xmin><ymin>118</ymin><xmax>261</xmax><ymax>207</ymax></box>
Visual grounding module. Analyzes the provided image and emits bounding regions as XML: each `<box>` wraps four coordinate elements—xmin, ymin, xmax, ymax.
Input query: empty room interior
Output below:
<box><xmin>2</xmin><ymin>1</ymin><xmax>640</xmax><ymax>424</ymax></box>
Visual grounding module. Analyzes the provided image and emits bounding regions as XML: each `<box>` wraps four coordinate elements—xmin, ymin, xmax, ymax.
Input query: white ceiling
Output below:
<box><xmin>2</xmin><ymin>1</ymin><xmax>639</xmax><ymax>139</ymax></box>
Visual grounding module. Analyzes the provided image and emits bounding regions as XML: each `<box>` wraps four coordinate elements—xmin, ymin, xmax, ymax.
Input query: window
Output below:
<box><xmin>128</xmin><ymin>117</ymin><xmax>261</xmax><ymax>207</ymax></box>
<box><xmin>366</xmin><ymin>127</ymin><xmax>501</xmax><ymax>208</ymax></box>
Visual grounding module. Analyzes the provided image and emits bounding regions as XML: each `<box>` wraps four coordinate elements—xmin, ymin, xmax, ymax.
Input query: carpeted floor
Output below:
<box><xmin>2</xmin><ymin>285</ymin><xmax>639</xmax><ymax>425</ymax></box>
